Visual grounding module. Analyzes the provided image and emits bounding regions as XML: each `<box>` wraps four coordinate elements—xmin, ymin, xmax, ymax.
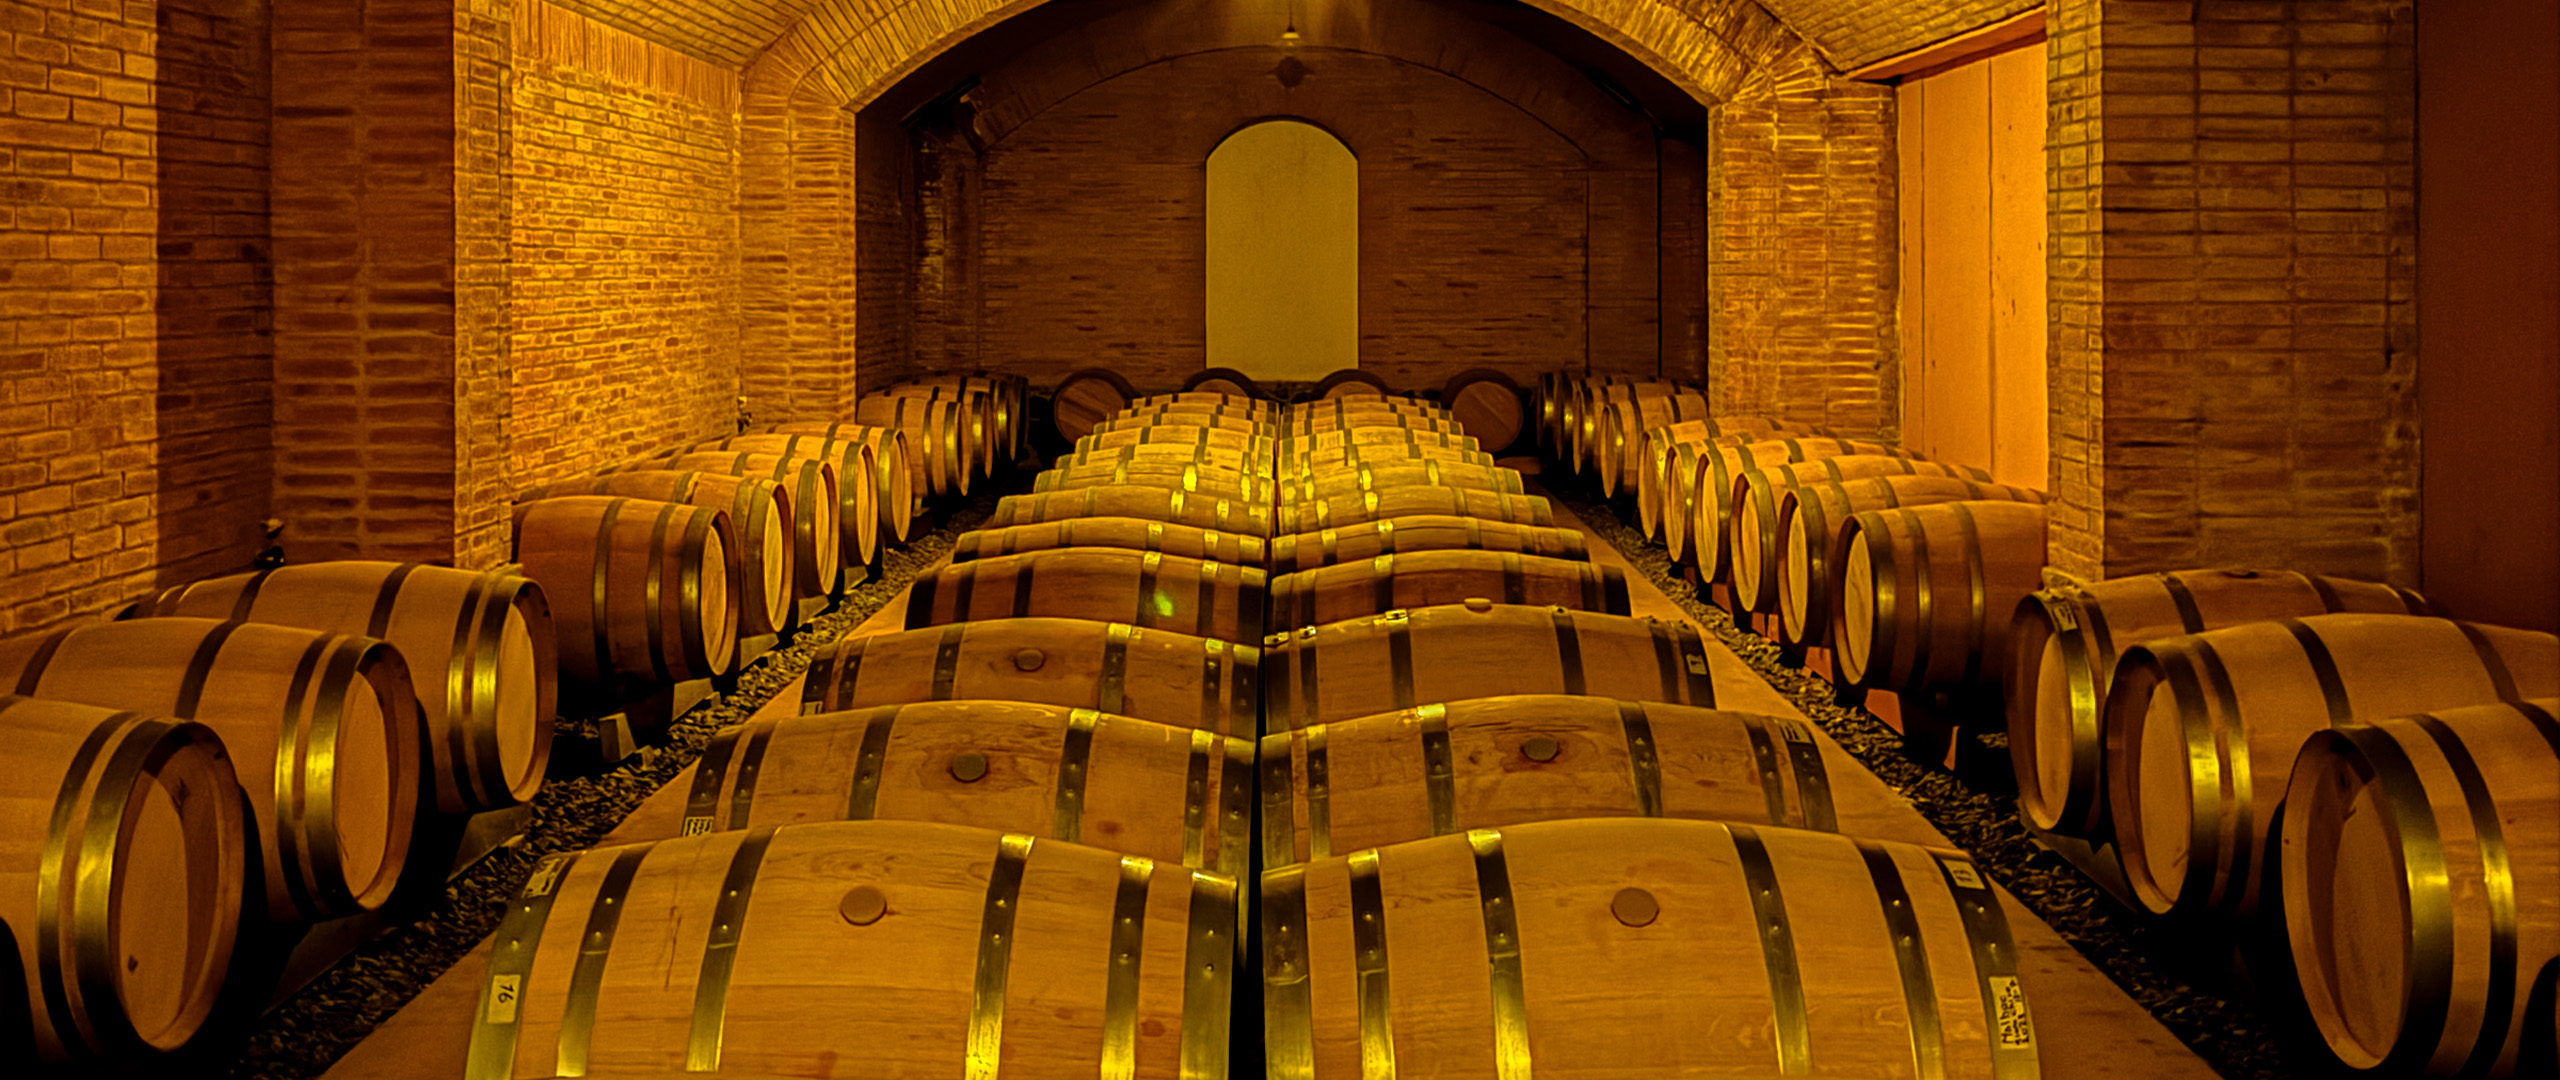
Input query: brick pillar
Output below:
<box><xmin>1707</xmin><ymin>34</ymin><xmax>1900</xmax><ymax>438</ymax></box>
<box><xmin>2046</xmin><ymin>0</ymin><xmax>2417</xmax><ymax>583</ymax></box>
<box><xmin>271</xmin><ymin>0</ymin><xmax>511</xmax><ymax>567</ymax></box>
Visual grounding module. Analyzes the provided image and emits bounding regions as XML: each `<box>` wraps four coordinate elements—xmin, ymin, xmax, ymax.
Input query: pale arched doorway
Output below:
<box><xmin>1205</xmin><ymin>120</ymin><xmax>1358</xmax><ymax>381</ymax></box>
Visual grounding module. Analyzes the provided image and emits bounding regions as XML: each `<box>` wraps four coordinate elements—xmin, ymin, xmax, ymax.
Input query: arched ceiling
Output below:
<box><xmin>1751</xmin><ymin>0</ymin><xmax>2041</xmax><ymax>72</ymax></box>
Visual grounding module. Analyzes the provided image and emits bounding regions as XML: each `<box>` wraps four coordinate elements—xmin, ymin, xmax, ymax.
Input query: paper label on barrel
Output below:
<box><xmin>523</xmin><ymin>855</ymin><xmax>569</xmax><ymax>898</ymax></box>
<box><xmin>1942</xmin><ymin>859</ymin><xmax>1984</xmax><ymax>891</ymax></box>
<box><xmin>682</xmin><ymin>816</ymin><xmax>713</xmax><ymax>837</ymax></box>
<box><xmin>1990</xmin><ymin>976</ymin><xmax>2034</xmax><ymax>1048</ymax></box>
<box><xmin>486</xmin><ymin>975</ymin><xmax>522</xmax><ymax>1024</ymax></box>
<box><xmin>2040</xmin><ymin>594</ymin><xmax>2078</xmax><ymax>632</ymax></box>
<box><xmin>1685</xmin><ymin>653</ymin><xmax>1710</xmax><ymax>675</ymax></box>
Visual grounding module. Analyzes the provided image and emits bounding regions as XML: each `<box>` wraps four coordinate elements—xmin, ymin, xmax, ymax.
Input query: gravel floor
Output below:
<box><xmin>1543</xmin><ymin>484</ymin><xmax>2301</xmax><ymax>1080</ymax></box>
<box><xmin>210</xmin><ymin>490</ymin><xmax>999</xmax><ymax>1080</ymax></box>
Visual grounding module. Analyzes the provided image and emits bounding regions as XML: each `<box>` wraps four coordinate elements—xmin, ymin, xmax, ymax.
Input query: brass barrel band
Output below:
<box><xmin>1137</xmin><ymin>551</ymin><xmax>1163</xmax><ymax>628</ymax></box>
<box><xmin>466</xmin><ymin>851</ymin><xmax>582</xmax><ymax>1080</ymax></box>
<box><xmin>454</xmin><ymin>578</ymin><xmax>514</xmax><ymax>807</ymax></box>
<box><xmin>1181</xmin><ymin>728</ymin><xmax>1213</xmax><ymax>865</ymax></box>
<box><xmin>1372</xmin><ymin>554</ymin><xmax>1397</xmax><ymax>617</ymax></box>
<box><xmin>1262</xmin><ymin>734</ymin><xmax>1300</xmax><ymax>869</ymax></box>
<box><xmin>726</xmin><ymin>723</ymin><xmax>772</xmax><ymax>830</ymax></box>
<box><xmin>1936</xmin><ymin>855</ymin><xmax>2039</xmax><ymax>1078</ymax></box>
<box><xmin>1348</xmin><ymin>850</ymin><xmax>1397</xmax><ymax>1080</ymax></box>
<box><xmin>1676</xmin><ymin>623</ymin><xmax>1716</xmax><ymax>705</ymax></box>
<box><xmin>2453</xmin><ymin>619</ymin><xmax>2522</xmax><ymax>703</ymax></box>
<box><xmin>1645</xmin><ymin>621</ymin><xmax>1682</xmax><ymax>703</ymax></box>
<box><xmin>1010</xmin><ymin>559</ymin><xmax>1037</xmax><ymax>618</ymax></box>
<box><xmin>1551</xmin><ymin>609</ymin><xmax>1587</xmax><ymax>696</ymax></box>
<box><xmin>678</xmin><ymin>507</ymin><xmax>715</xmax><ymax>674</ymax></box>
<box><xmin>1386</xmin><ymin>611</ymin><xmax>1416</xmax><ymax>709</ymax></box>
<box><xmin>2302</xmin><ymin>571</ymin><xmax>2347</xmax><ymax>614</ymax></box>
<box><xmin>588</xmin><ymin>499</ymin><xmax>625</xmax><ymax>689</ymax></box>
<box><xmin>963</xmin><ymin>834</ymin><xmax>1035</xmax><ymax>1080</ymax></box>
<box><xmin>1217</xmin><ymin>739</ymin><xmax>1254</xmax><ymax>878</ymax></box>
<box><xmin>1902</xmin><ymin>507</ymin><xmax>1935</xmax><ymax>687</ymax></box>
<box><xmin>555</xmin><ymin>845</ymin><xmax>649</xmax><ymax>1077</ymax></box>
<box><xmin>1418</xmin><ymin>704</ymin><xmax>1456</xmax><ymax>836</ymax></box>
<box><xmin>1745</xmin><ymin>719</ymin><xmax>1791</xmax><ymax>826</ymax></box>
<box><xmin>932</xmin><ymin>623</ymin><xmax>968</xmax><ymax>700</ymax></box>
<box><xmin>686</xmin><ymin>828</ymin><xmax>776</xmax><ymax>1072</ymax></box>
<box><xmin>2278</xmin><ymin>619</ymin><xmax>2355</xmax><ymax>725</ymax></box>
<box><xmin>2325</xmin><ymin>726</ymin><xmax>2459</xmax><ymax>1077</ymax></box>
<box><xmin>1100</xmin><ymin>856</ymin><xmax>1153</xmax><ymax>1080</ymax></box>
<box><xmin>269</xmin><ymin>635</ymin><xmax>332</xmax><ymax>918</ymax></box>
<box><xmin>1859</xmin><ymin>841</ymin><xmax>1946</xmax><ymax>1080</ymax></box>
<box><xmin>1617</xmin><ymin>702</ymin><xmax>1664</xmax><ymax>817</ymax></box>
<box><xmin>2410</xmin><ymin>714</ymin><xmax>2519</xmax><ymax>1078</ymax></box>
<box><xmin>1263</xmin><ymin>867</ymin><xmax>1319</xmax><ymax>1079</ymax></box>
<box><xmin>683</xmin><ymin>725</ymin><xmax>744</xmax><ymax>836</ymax></box>
<box><xmin>641</xmin><ymin>502</ymin><xmax>676</xmax><ymax>683</ymax></box>
<box><xmin>1056</xmin><ymin>709</ymin><xmax>1097</xmax><ymax>844</ymax></box>
<box><xmin>1950</xmin><ymin>502</ymin><xmax>1987</xmax><ymax>687</ymax></box>
<box><xmin>2158</xmin><ymin>572</ymin><xmax>2207</xmax><ymax>633</ymax></box>
<box><xmin>1201</xmin><ymin>641</ymin><xmax>1225</xmax><ymax>737</ymax></box>
<box><xmin>844</xmin><ymin>706</ymin><xmax>897</xmax><ymax>820</ymax></box>
<box><xmin>1504</xmin><ymin>552</ymin><xmax>1527</xmax><ymax>605</ymax></box>
<box><xmin>1306</xmin><ymin>726</ymin><xmax>1334</xmax><ymax>859</ymax></box>
<box><xmin>1468</xmin><ymin>829</ymin><xmax>1533</xmax><ymax>1080</ymax></box>
<box><xmin>1100</xmin><ymin>623</ymin><xmax>1132</xmax><ymax>715</ymax></box>
<box><xmin>1777</xmin><ymin>718</ymin><xmax>1839</xmax><ymax>831</ymax></box>
<box><xmin>35</xmin><ymin>717</ymin><xmax>122</xmax><ymax>1058</ymax></box>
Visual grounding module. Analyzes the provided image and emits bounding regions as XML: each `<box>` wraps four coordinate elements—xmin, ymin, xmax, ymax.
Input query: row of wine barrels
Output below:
<box><xmin>528</xmin><ymin>471</ymin><xmax>798</xmax><ymax>642</ymax></box>
<box><xmin>1278</xmin><ymin>460</ymin><xmax>1522</xmax><ymax>506</ymax></box>
<box><xmin>1067</xmin><ymin>434</ymin><xmax>1275</xmax><ymax>478</ymax></box>
<box><xmin>513</xmin><ymin>495</ymin><xmax>738</xmax><ymax>700</ymax></box>
<box><xmin>1262</xmin><ymin>602</ymin><xmax>1719</xmax><ymax>729</ymax></box>
<box><xmin>1828</xmin><ymin>500</ymin><xmax>2050</xmax><ymax>696</ymax></box>
<box><xmin>892</xmin><ymin>373</ymin><xmax>1025</xmax><ymax>464</ymax></box>
<box><xmin>1728</xmin><ymin>456</ymin><xmax>1997</xmax><ymax>618</ymax></box>
<box><xmin>1438</xmin><ymin>368</ymin><xmax>1526</xmax><ymax>455</ymax></box>
<box><xmin>647</xmin><ymin>450</ymin><xmax>844</xmax><ymax>598</ymax></box>
<box><xmin>2005</xmin><ymin>569</ymin><xmax>2429</xmax><ymax>836</ymax></box>
<box><xmin>0</xmin><ymin>695</ymin><xmax>247</xmax><ymax>1061</ymax></box>
<box><xmin>799</xmin><ymin>617</ymin><xmax>1261</xmax><ymax>737</ymax></box>
<box><xmin>1051</xmin><ymin>368</ymin><xmax>1139</xmax><ymax>443</ymax></box>
<box><xmin>2282</xmin><ymin>698</ymin><xmax>2560</xmax><ymax>1078</ymax></box>
<box><xmin>759</xmin><ymin>422</ymin><xmax>919</xmax><ymax>544</ymax></box>
<box><xmin>1269</xmin><ymin>515</ymin><xmax>1586</xmax><ymax>575</ymax></box>
<box><xmin>1267</xmin><ymin>550</ymin><xmax>1627</xmax><ymax>632</ymax></box>
<box><xmin>2103</xmin><ymin>613</ymin><xmax>2557</xmax><ymax>920</ymax></box>
<box><xmin>993</xmin><ymin>485</ymin><xmax>1276</xmax><ymax>539</ymax></box>
<box><xmin>465</xmin><ymin>821</ymin><xmax>1235</xmax><ymax>1079</ymax></box>
<box><xmin>1183</xmin><ymin>366</ymin><xmax>1262</xmax><ymax>399</ymax></box>
<box><xmin>1779</xmin><ymin>476</ymin><xmax>2047</xmax><ymax>651</ymax></box>
<box><xmin>1090</xmin><ymin>408</ymin><xmax>1272</xmax><ymax>436</ymax></box>
<box><xmin>906</xmin><ymin>548</ymin><xmax>1269</xmax><ymax>646</ymax></box>
<box><xmin>0</xmin><ymin>618</ymin><xmax>420</xmax><ymax>923</ymax></box>
<box><xmin>1273</xmin><ymin>486</ymin><xmax>1549</xmax><ymax>535</ymax></box>
<box><xmin>1263</xmin><ymin>817</ymin><xmax>2037</xmax><ymax>1078</ymax></box>
<box><xmin>1592</xmin><ymin>391</ymin><xmax>1712</xmax><ymax>494</ymax></box>
<box><xmin>851</xmin><ymin>394</ymin><xmax>974</xmax><ymax>497</ymax></box>
<box><xmin>1258</xmin><ymin>695</ymin><xmax>1838</xmax><ymax>865</ymax></box>
<box><xmin>128</xmin><ymin>561</ymin><xmax>559</xmax><ymax>815</ymax></box>
<box><xmin>713</xmin><ymin>431</ymin><xmax>894</xmax><ymax>557</ymax></box>
<box><xmin>1684</xmin><ymin>437</ymin><xmax>1907</xmax><ymax>584</ymax></box>
<box><xmin>1036</xmin><ymin>459</ymin><xmax>1266</xmax><ymax>503</ymax></box>
<box><xmin>611</xmin><ymin>701</ymin><xmax>1255</xmax><ymax>881</ymax></box>
<box><xmin>955</xmin><ymin>517</ymin><xmax>1268</xmax><ymax>567</ymax></box>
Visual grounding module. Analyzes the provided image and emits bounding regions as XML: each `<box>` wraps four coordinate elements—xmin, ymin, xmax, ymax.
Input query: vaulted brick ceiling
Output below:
<box><xmin>541</xmin><ymin>0</ymin><xmax>831</xmax><ymax>66</ymax></box>
<box><xmin>1750</xmin><ymin>0</ymin><xmax>2042</xmax><ymax>72</ymax></box>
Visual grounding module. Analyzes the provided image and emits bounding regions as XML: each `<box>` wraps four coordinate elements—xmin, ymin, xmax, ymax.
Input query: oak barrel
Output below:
<box><xmin>513</xmin><ymin>496</ymin><xmax>738</xmax><ymax>692</ymax></box>
<box><xmin>1183</xmin><ymin>367</ymin><xmax>1265</xmax><ymax>400</ymax></box>
<box><xmin>1066</xmin><ymin>438</ymin><xmax>1276</xmax><ymax>478</ymax></box>
<box><xmin>764</xmin><ymin>423</ymin><xmax>918</xmax><ymax>543</ymax></box>
<box><xmin>798</xmin><ymin>618</ymin><xmax>1260</xmax><ymax>737</ymax></box>
<box><xmin>1035</xmin><ymin>463</ymin><xmax>1264</xmax><ymax>505</ymax></box>
<box><xmin>1593</xmin><ymin>392</ymin><xmax>1711</xmax><ymax>492</ymax></box>
<box><xmin>463</xmin><ymin>821</ymin><xmax>1234</xmax><ymax>1080</ymax></box>
<box><xmin>1275</xmin><ymin>443</ymin><xmax>1493</xmax><ymax>483</ymax></box>
<box><xmin>2282</xmin><ymin>699</ymin><xmax>2560</xmax><ymax>1078</ymax></box>
<box><xmin>877</xmin><ymin>384</ymin><xmax>997</xmax><ymax>480</ymax></box>
<box><xmin>1267</xmin><ymin>551</ymin><xmax>1627</xmax><ymax>632</ymax></box>
<box><xmin>2105</xmin><ymin>614</ymin><xmax>2559</xmax><ymax>918</ymax></box>
<box><xmin>1258</xmin><ymin>696</ymin><xmax>1838</xmax><ymax>866</ymax></box>
<box><xmin>1829</xmin><ymin>501</ymin><xmax>2048</xmax><ymax>694</ymax></box>
<box><xmin>1263</xmin><ymin>603</ymin><xmax>1717</xmax><ymax>729</ymax></box>
<box><xmin>1050</xmin><ymin>368</ymin><xmax>1138</xmax><ymax>443</ymax></box>
<box><xmin>528</xmin><ymin>471</ymin><xmax>796</xmax><ymax>641</ymax></box>
<box><xmin>1091</xmin><ymin>409</ymin><xmax>1276</xmax><ymax>436</ymax></box>
<box><xmin>1272</xmin><ymin>487</ymin><xmax>1550</xmax><ymax>535</ymax></box>
<box><xmin>906</xmin><ymin>548</ymin><xmax>1269</xmax><ymax>647</ymax></box>
<box><xmin>954</xmin><ymin>518</ymin><xmax>1269</xmax><ymax>567</ymax></box>
<box><xmin>1278</xmin><ymin>427</ymin><xmax>1479</xmax><ymax>454</ymax></box>
<box><xmin>1276</xmin><ymin>461</ymin><xmax>1523</xmax><ymax>506</ymax></box>
<box><xmin>1269</xmin><ymin>515</ymin><xmax>1586</xmax><ymax>576</ymax></box>
<box><xmin>654</xmin><ymin>451</ymin><xmax>843</xmax><ymax>599</ymax></box>
<box><xmin>611</xmin><ymin>703</ymin><xmax>1254</xmax><ymax>879</ymax></box>
<box><xmin>2005</xmin><ymin>569</ymin><xmax>2426</xmax><ymax>836</ymax></box>
<box><xmin>1687</xmin><ymin>437</ymin><xmax>1904</xmax><ymax>583</ymax></box>
<box><xmin>0</xmin><ymin>696</ymin><xmax>246</xmax><ymax>1061</ymax></box>
<box><xmin>133</xmin><ymin>561</ymin><xmax>560</xmax><ymax>814</ymax></box>
<box><xmin>1439</xmin><ymin>368</ymin><xmax>1526</xmax><ymax>455</ymax></box>
<box><xmin>1275</xmin><ymin>411</ymin><xmax>1465</xmax><ymax>438</ymax></box>
<box><xmin>1648</xmin><ymin>427</ymin><xmax>1796</xmax><ymax>548</ymax></box>
<box><xmin>1134</xmin><ymin>391</ymin><xmax>1274</xmax><ymax>414</ymax></box>
<box><xmin>1264</xmin><ymin>817</ymin><xmax>2039</xmax><ymax>1078</ymax></box>
<box><xmin>1312</xmin><ymin>368</ymin><xmax>1393</xmax><ymax>397</ymax></box>
<box><xmin>1777</xmin><ymin>475</ymin><xmax>2047</xmax><ymax>651</ymax></box>
<box><xmin>710</xmin><ymin>432</ymin><xmax>887</xmax><ymax>563</ymax></box>
<box><xmin>990</xmin><ymin>487</ymin><xmax>1275</xmax><ymax>540</ymax></box>
<box><xmin>0</xmin><ymin>618</ymin><xmax>419</xmax><ymax>922</ymax></box>
<box><xmin>1079</xmin><ymin>423</ymin><xmax>1274</xmax><ymax>459</ymax></box>
<box><xmin>1730</xmin><ymin>456</ymin><xmax>1995</xmax><ymax>616</ymax></box>
<box><xmin>892</xmin><ymin>375</ymin><xmax>1014</xmax><ymax>465</ymax></box>
<box><xmin>1569</xmin><ymin>380</ymin><xmax>1682</xmax><ymax>473</ymax></box>
<box><xmin>852</xmin><ymin>394</ymin><xmax>971</xmax><ymax>496</ymax></box>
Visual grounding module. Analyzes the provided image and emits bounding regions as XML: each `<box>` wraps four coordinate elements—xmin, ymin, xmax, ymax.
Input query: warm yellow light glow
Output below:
<box><xmin>1206</xmin><ymin>120</ymin><xmax>1358</xmax><ymax>381</ymax></box>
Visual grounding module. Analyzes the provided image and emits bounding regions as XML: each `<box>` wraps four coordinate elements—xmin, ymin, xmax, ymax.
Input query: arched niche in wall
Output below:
<box><xmin>1206</xmin><ymin>119</ymin><xmax>1359</xmax><ymax>382</ymax></box>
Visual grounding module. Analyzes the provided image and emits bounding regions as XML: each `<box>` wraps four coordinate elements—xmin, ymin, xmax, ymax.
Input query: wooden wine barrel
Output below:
<box><xmin>1571</xmin><ymin>380</ymin><xmax>1682</xmax><ymax>473</ymax></box>
<box><xmin>892</xmin><ymin>376</ymin><xmax>1013</xmax><ymax>467</ymax></box>
<box><xmin>1033</xmin><ymin>462</ymin><xmax>1264</xmax><ymax>504</ymax></box>
<box><xmin>954</xmin><ymin>518</ymin><xmax>1268</xmax><ymax>567</ymax></box>
<box><xmin>1276</xmin><ymin>461</ymin><xmax>1524</xmax><ymax>506</ymax></box>
<box><xmin>1730</xmin><ymin>456</ymin><xmax>1996</xmax><ymax>616</ymax></box>
<box><xmin>1269</xmin><ymin>551</ymin><xmax>1628</xmax><ymax>632</ymax></box>
<box><xmin>710</xmin><ymin>432</ymin><xmax>886</xmax><ymax>565</ymax></box>
<box><xmin>1263</xmin><ymin>817</ymin><xmax>2039</xmax><ymax>1079</ymax></box>
<box><xmin>879</xmin><ymin>383</ymin><xmax>998</xmax><ymax>480</ymax></box>
<box><xmin>906</xmin><ymin>548</ymin><xmax>1269</xmax><ymax>647</ymax></box>
<box><xmin>1642</xmin><ymin>422</ymin><xmax>1798</xmax><ymax>544</ymax></box>
<box><xmin>610</xmin><ymin>703</ymin><xmax>1255</xmax><ymax>879</ymax></box>
<box><xmin>1090</xmin><ymin>409</ymin><xmax>1276</xmax><ymax>436</ymax></box>
<box><xmin>1079</xmin><ymin>423</ymin><xmax>1274</xmax><ymax>460</ymax></box>
<box><xmin>1258</xmin><ymin>696</ymin><xmax>1836</xmax><ymax>866</ymax></box>
<box><xmin>513</xmin><ymin>496</ymin><xmax>738</xmax><ymax>692</ymax></box>
<box><xmin>1273</xmin><ymin>487</ymin><xmax>1551</xmax><ymax>535</ymax></box>
<box><xmin>1183</xmin><ymin>366</ymin><xmax>1265</xmax><ymax>400</ymax></box>
<box><xmin>1275</xmin><ymin>446</ymin><xmax>1494</xmax><ymax>487</ymax></box>
<box><xmin>1829</xmin><ymin>501</ymin><xmax>2048</xmax><ymax>694</ymax></box>
<box><xmin>1532</xmin><ymin>370</ymin><xmax>1566</xmax><ymax>453</ymax></box>
<box><xmin>1049</xmin><ymin>367</ymin><xmax>1137</xmax><ymax>444</ymax></box>
<box><xmin>1546</xmin><ymin>375</ymin><xmax>1621</xmax><ymax>463</ymax></box>
<box><xmin>1275</xmin><ymin>411</ymin><xmax>1466</xmax><ymax>438</ymax></box>
<box><xmin>1313</xmin><ymin>368</ymin><xmax>1392</xmax><ymax>397</ymax></box>
<box><xmin>1063</xmin><ymin>441</ymin><xmax>1276</xmax><ymax>479</ymax></box>
<box><xmin>461</xmin><ymin>821</ymin><xmax>1235</xmax><ymax>1080</ymax></box>
<box><xmin>1687</xmin><ymin>437</ymin><xmax>1904</xmax><ymax>583</ymax></box>
<box><xmin>1594</xmin><ymin>392</ymin><xmax>1711</xmax><ymax>493</ymax></box>
<box><xmin>528</xmin><ymin>471</ymin><xmax>795</xmax><ymax>641</ymax></box>
<box><xmin>765</xmin><ymin>423</ymin><xmax>918</xmax><ymax>544</ymax></box>
<box><xmin>655</xmin><ymin>451</ymin><xmax>843</xmax><ymax>599</ymax></box>
<box><xmin>131</xmin><ymin>561</ymin><xmax>559</xmax><ymax>814</ymax></box>
<box><xmin>1778</xmin><ymin>475</ymin><xmax>2047</xmax><ymax>651</ymax></box>
<box><xmin>1133</xmin><ymin>390</ymin><xmax>1274</xmax><ymax>414</ymax></box>
<box><xmin>1263</xmin><ymin>603</ymin><xmax>1717</xmax><ymax>729</ymax></box>
<box><xmin>0</xmin><ymin>696</ymin><xmax>246</xmax><ymax>1062</ymax></box>
<box><xmin>852</xmin><ymin>394</ymin><xmax>970</xmax><ymax>496</ymax></box>
<box><xmin>2282</xmin><ymin>699</ymin><xmax>2560</xmax><ymax>1078</ymax></box>
<box><xmin>1285</xmin><ymin>397</ymin><xmax>1447</xmax><ymax>424</ymax></box>
<box><xmin>990</xmin><ymin>486</ymin><xmax>1275</xmax><ymax>539</ymax></box>
<box><xmin>799</xmin><ymin>618</ymin><xmax>1260</xmax><ymax>737</ymax></box>
<box><xmin>2104</xmin><ymin>614</ymin><xmax>2559</xmax><ymax>918</ymax></box>
<box><xmin>0</xmin><ymin>618</ymin><xmax>419</xmax><ymax>922</ymax></box>
<box><xmin>2006</xmin><ymin>569</ymin><xmax>2427</xmax><ymax>836</ymax></box>
<box><xmin>1280</xmin><ymin>427</ymin><xmax>1480</xmax><ymax>454</ymax></box>
<box><xmin>1440</xmin><ymin>368</ymin><xmax>1526</xmax><ymax>454</ymax></box>
<box><xmin>1269</xmin><ymin>515</ymin><xmax>1587</xmax><ymax>576</ymax></box>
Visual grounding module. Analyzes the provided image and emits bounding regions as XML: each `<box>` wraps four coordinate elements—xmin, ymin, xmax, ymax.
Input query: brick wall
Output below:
<box><xmin>0</xmin><ymin>0</ymin><xmax>271</xmax><ymax>637</ymax></box>
<box><xmin>1706</xmin><ymin>33</ymin><xmax>1901</xmax><ymax>439</ymax></box>
<box><xmin>2045</xmin><ymin>0</ymin><xmax>2419</xmax><ymax>583</ymax></box>
<box><xmin>507</xmin><ymin>0</ymin><xmax>739</xmax><ymax>491</ymax></box>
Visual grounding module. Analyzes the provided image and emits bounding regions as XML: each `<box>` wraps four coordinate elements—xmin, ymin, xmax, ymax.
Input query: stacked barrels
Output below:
<box><xmin>0</xmin><ymin>561</ymin><xmax>563</xmax><ymax>1066</ymax></box>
